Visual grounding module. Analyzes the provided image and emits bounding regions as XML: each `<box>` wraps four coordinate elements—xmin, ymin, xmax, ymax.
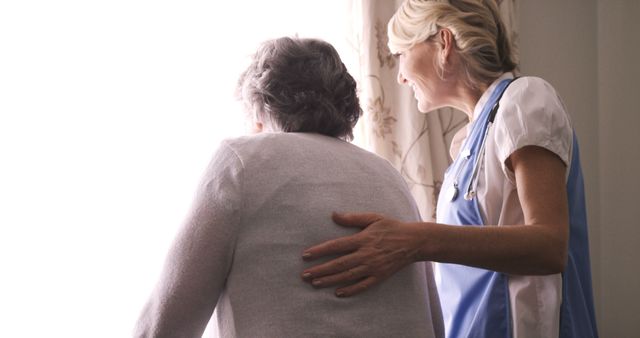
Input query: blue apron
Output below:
<box><xmin>435</xmin><ymin>79</ymin><xmax>599</xmax><ymax>338</ymax></box>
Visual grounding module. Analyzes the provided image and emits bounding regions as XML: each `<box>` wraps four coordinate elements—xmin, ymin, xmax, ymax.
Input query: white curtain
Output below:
<box><xmin>350</xmin><ymin>0</ymin><xmax>518</xmax><ymax>221</ymax></box>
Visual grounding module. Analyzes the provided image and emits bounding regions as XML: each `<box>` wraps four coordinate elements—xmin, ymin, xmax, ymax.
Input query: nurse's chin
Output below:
<box><xmin>417</xmin><ymin>101</ymin><xmax>441</xmax><ymax>114</ymax></box>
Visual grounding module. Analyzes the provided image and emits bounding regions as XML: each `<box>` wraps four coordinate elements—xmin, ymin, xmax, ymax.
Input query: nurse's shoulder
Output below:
<box><xmin>493</xmin><ymin>76</ymin><xmax>573</xmax><ymax>171</ymax></box>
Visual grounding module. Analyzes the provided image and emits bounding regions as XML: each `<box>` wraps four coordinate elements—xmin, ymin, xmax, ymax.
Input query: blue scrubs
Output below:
<box><xmin>436</xmin><ymin>79</ymin><xmax>598</xmax><ymax>338</ymax></box>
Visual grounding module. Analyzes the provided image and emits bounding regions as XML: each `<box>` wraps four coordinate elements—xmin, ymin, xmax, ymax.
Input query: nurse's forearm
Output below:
<box><xmin>417</xmin><ymin>221</ymin><xmax>568</xmax><ymax>275</ymax></box>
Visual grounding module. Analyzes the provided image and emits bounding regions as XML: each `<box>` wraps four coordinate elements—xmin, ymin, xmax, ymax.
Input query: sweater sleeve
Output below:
<box><xmin>134</xmin><ymin>141</ymin><xmax>243</xmax><ymax>338</ymax></box>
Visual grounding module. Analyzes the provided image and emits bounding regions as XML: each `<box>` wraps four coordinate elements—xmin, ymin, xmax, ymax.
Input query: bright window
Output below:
<box><xmin>0</xmin><ymin>1</ymin><xmax>357</xmax><ymax>337</ymax></box>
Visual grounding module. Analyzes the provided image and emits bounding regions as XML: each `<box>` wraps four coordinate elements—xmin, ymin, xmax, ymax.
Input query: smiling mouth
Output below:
<box><xmin>410</xmin><ymin>84</ymin><xmax>418</xmax><ymax>98</ymax></box>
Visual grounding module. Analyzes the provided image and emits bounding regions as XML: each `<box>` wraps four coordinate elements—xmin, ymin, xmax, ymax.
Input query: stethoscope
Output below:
<box><xmin>446</xmin><ymin>78</ymin><xmax>516</xmax><ymax>202</ymax></box>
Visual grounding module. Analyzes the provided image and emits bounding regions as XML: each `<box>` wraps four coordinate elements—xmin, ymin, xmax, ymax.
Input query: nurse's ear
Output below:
<box><xmin>436</xmin><ymin>28</ymin><xmax>454</xmax><ymax>68</ymax></box>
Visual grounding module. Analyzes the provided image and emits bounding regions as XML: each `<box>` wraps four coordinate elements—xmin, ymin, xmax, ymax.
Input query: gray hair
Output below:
<box><xmin>237</xmin><ymin>37</ymin><xmax>362</xmax><ymax>140</ymax></box>
<box><xmin>388</xmin><ymin>0</ymin><xmax>518</xmax><ymax>89</ymax></box>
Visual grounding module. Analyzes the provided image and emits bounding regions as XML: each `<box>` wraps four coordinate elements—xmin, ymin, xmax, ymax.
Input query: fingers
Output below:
<box><xmin>301</xmin><ymin>257</ymin><xmax>381</xmax><ymax>298</ymax></box>
<box><xmin>302</xmin><ymin>212</ymin><xmax>385</xmax><ymax>260</ymax></box>
<box><xmin>302</xmin><ymin>253</ymin><xmax>360</xmax><ymax>280</ymax></box>
<box><xmin>307</xmin><ymin>265</ymin><xmax>369</xmax><ymax>288</ymax></box>
<box><xmin>335</xmin><ymin>276</ymin><xmax>379</xmax><ymax>297</ymax></box>
<box><xmin>302</xmin><ymin>236</ymin><xmax>358</xmax><ymax>261</ymax></box>
<box><xmin>300</xmin><ymin>212</ymin><xmax>393</xmax><ymax>298</ymax></box>
<box><xmin>332</xmin><ymin>212</ymin><xmax>384</xmax><ymax>229</ymax></box>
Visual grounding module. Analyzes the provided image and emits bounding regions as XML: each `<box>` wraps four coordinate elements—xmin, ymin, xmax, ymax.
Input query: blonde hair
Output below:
<box><xmin>388</xmin><ymin>0</ymin><xmax>517</xmax><ymax>89</ymax></box>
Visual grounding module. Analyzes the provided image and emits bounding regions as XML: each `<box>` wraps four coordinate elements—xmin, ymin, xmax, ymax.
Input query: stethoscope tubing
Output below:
<box><xmin>464</xmin><ymin>120</ymin><xmax>493</xmax><ymax>201</ymax></box>
<box><xmin>450</xmin><ymin>77</ymin><xmax>518</xmax><ymax>202</ymax></box>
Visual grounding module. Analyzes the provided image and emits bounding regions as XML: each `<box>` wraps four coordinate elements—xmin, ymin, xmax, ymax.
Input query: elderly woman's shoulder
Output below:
<box><xmin>219</xmin><ymin>132</ymin><xmax>390</xmax><ymax>167</ymax></box>
<box><xmin>219</xmin><ymin>132</ymin><xmax>360</xmax><ymax>158</ymax></box>
<box><xmin>221</xmin><ymin>132</ymin><xmax>342</xmax><ymax>149</ymax></box>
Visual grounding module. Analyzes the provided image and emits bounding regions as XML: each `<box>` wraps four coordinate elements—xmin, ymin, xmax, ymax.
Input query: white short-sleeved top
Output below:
<box><xmin>457</xmin><ymin>72</ymin><xmax>573</xmax><ymax>338</ymax></box>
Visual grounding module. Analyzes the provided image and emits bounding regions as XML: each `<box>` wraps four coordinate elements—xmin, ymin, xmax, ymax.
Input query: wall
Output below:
<box><xmin>518</xmin><ymin>0</ymin><xmax>640</xmax><ymax>336</ymax></box>
<box><xmin>597</xmin><ymin>1</ymin><xmax>640</xmax><ymax>336</ymax></box>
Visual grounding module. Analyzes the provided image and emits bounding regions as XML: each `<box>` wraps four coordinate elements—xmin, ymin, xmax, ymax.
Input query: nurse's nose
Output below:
<box><xmin>397</xmin><ymin>70</ymin><xmax>407</xmax><ymax>85</ymax></box>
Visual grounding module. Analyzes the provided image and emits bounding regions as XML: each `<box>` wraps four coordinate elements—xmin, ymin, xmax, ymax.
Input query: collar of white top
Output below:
<box><xmin>471</xmin><ymin>72</ymin><xmax>515</xmax><ymax>123</ymax></box>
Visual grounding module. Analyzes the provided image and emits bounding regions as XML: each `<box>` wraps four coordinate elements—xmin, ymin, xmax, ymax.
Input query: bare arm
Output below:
<box><xmin>419</xmin><ymin>146</ymin><xmax>569</xmax><ymax>272</ymax></box>
<box><xmin>302</xmin><ymin>146</ymin><xmax>569</xmax><ymax>297</ymax></box>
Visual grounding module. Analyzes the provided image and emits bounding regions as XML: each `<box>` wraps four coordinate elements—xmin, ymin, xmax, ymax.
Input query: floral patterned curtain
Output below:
<box><xmin>350</xmin><ymin>0</ymin><xmax>518</xmax><ymax>222</ymax></box>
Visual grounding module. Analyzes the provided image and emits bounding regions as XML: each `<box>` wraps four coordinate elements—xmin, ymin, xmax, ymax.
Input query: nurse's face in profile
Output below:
<box><xmin>395</xmin><ymin>30</ymin><xmax>477</xmax><ymax>116</ymax></box>
<box><xmin>396</xmin><ymin>41</ymin><xmax>446</xmax><ymax>113</ymax></box>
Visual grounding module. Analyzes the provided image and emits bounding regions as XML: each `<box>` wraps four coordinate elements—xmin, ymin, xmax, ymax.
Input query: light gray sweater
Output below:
<box><xmin>135</xmin><ymin>132</ymin><xmax>443</xmax><ymax>338</ymax></box>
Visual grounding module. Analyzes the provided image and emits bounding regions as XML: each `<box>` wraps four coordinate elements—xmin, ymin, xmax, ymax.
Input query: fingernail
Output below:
<box><xmin>312</xmin><ymin>279</ymin><xmax>322</xmax><ymax>286</ymax></box>
<box><xmin>302</xmin><ymin>252</ymin><xmax>312</xmax><ymax>259</ymax></box>
<box><xmin>302</xmin><ymin>272</ymin><xmax>312</xmax><ymax>279</ymax></box>
<box><xmin>336</xmin><ymin>290</ymin><xmax>345</xmax><ymax>297</ymax></box>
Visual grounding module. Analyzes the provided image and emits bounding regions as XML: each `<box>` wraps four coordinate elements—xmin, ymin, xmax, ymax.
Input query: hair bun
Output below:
<box><xmin>237</xmin><ymin>37</ymin><xmax>362</xmax><ymax>140</ymax></box>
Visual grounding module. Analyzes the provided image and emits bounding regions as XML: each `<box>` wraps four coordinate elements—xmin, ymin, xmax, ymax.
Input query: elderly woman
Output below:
<box><xmin>301</xmin><ymin>1</ymin><xmax>598</xmax><ymax>338</ymax></box>
<box><xmin>134</xmin><ymin>37</ymin><xmax>443</xmax><ymax>338</ymax></box>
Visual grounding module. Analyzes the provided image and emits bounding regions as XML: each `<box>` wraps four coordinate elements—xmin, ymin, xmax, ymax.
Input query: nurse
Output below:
<box><xmin>300</xmin><ymin>0</ymin><xmax>598</xmax><ymax>337</ymax></box>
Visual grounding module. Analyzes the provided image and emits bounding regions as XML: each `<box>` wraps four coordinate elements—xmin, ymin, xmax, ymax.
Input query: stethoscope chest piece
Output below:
<box><xmin>447</xmin><ymin>149</ymin><xmax>471</xmax><ymax>202</ymax></box>
<box><xmin>445</xmin><ymin>78</ymin><xmax>517</xmax><ymax>205</ymax></box>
